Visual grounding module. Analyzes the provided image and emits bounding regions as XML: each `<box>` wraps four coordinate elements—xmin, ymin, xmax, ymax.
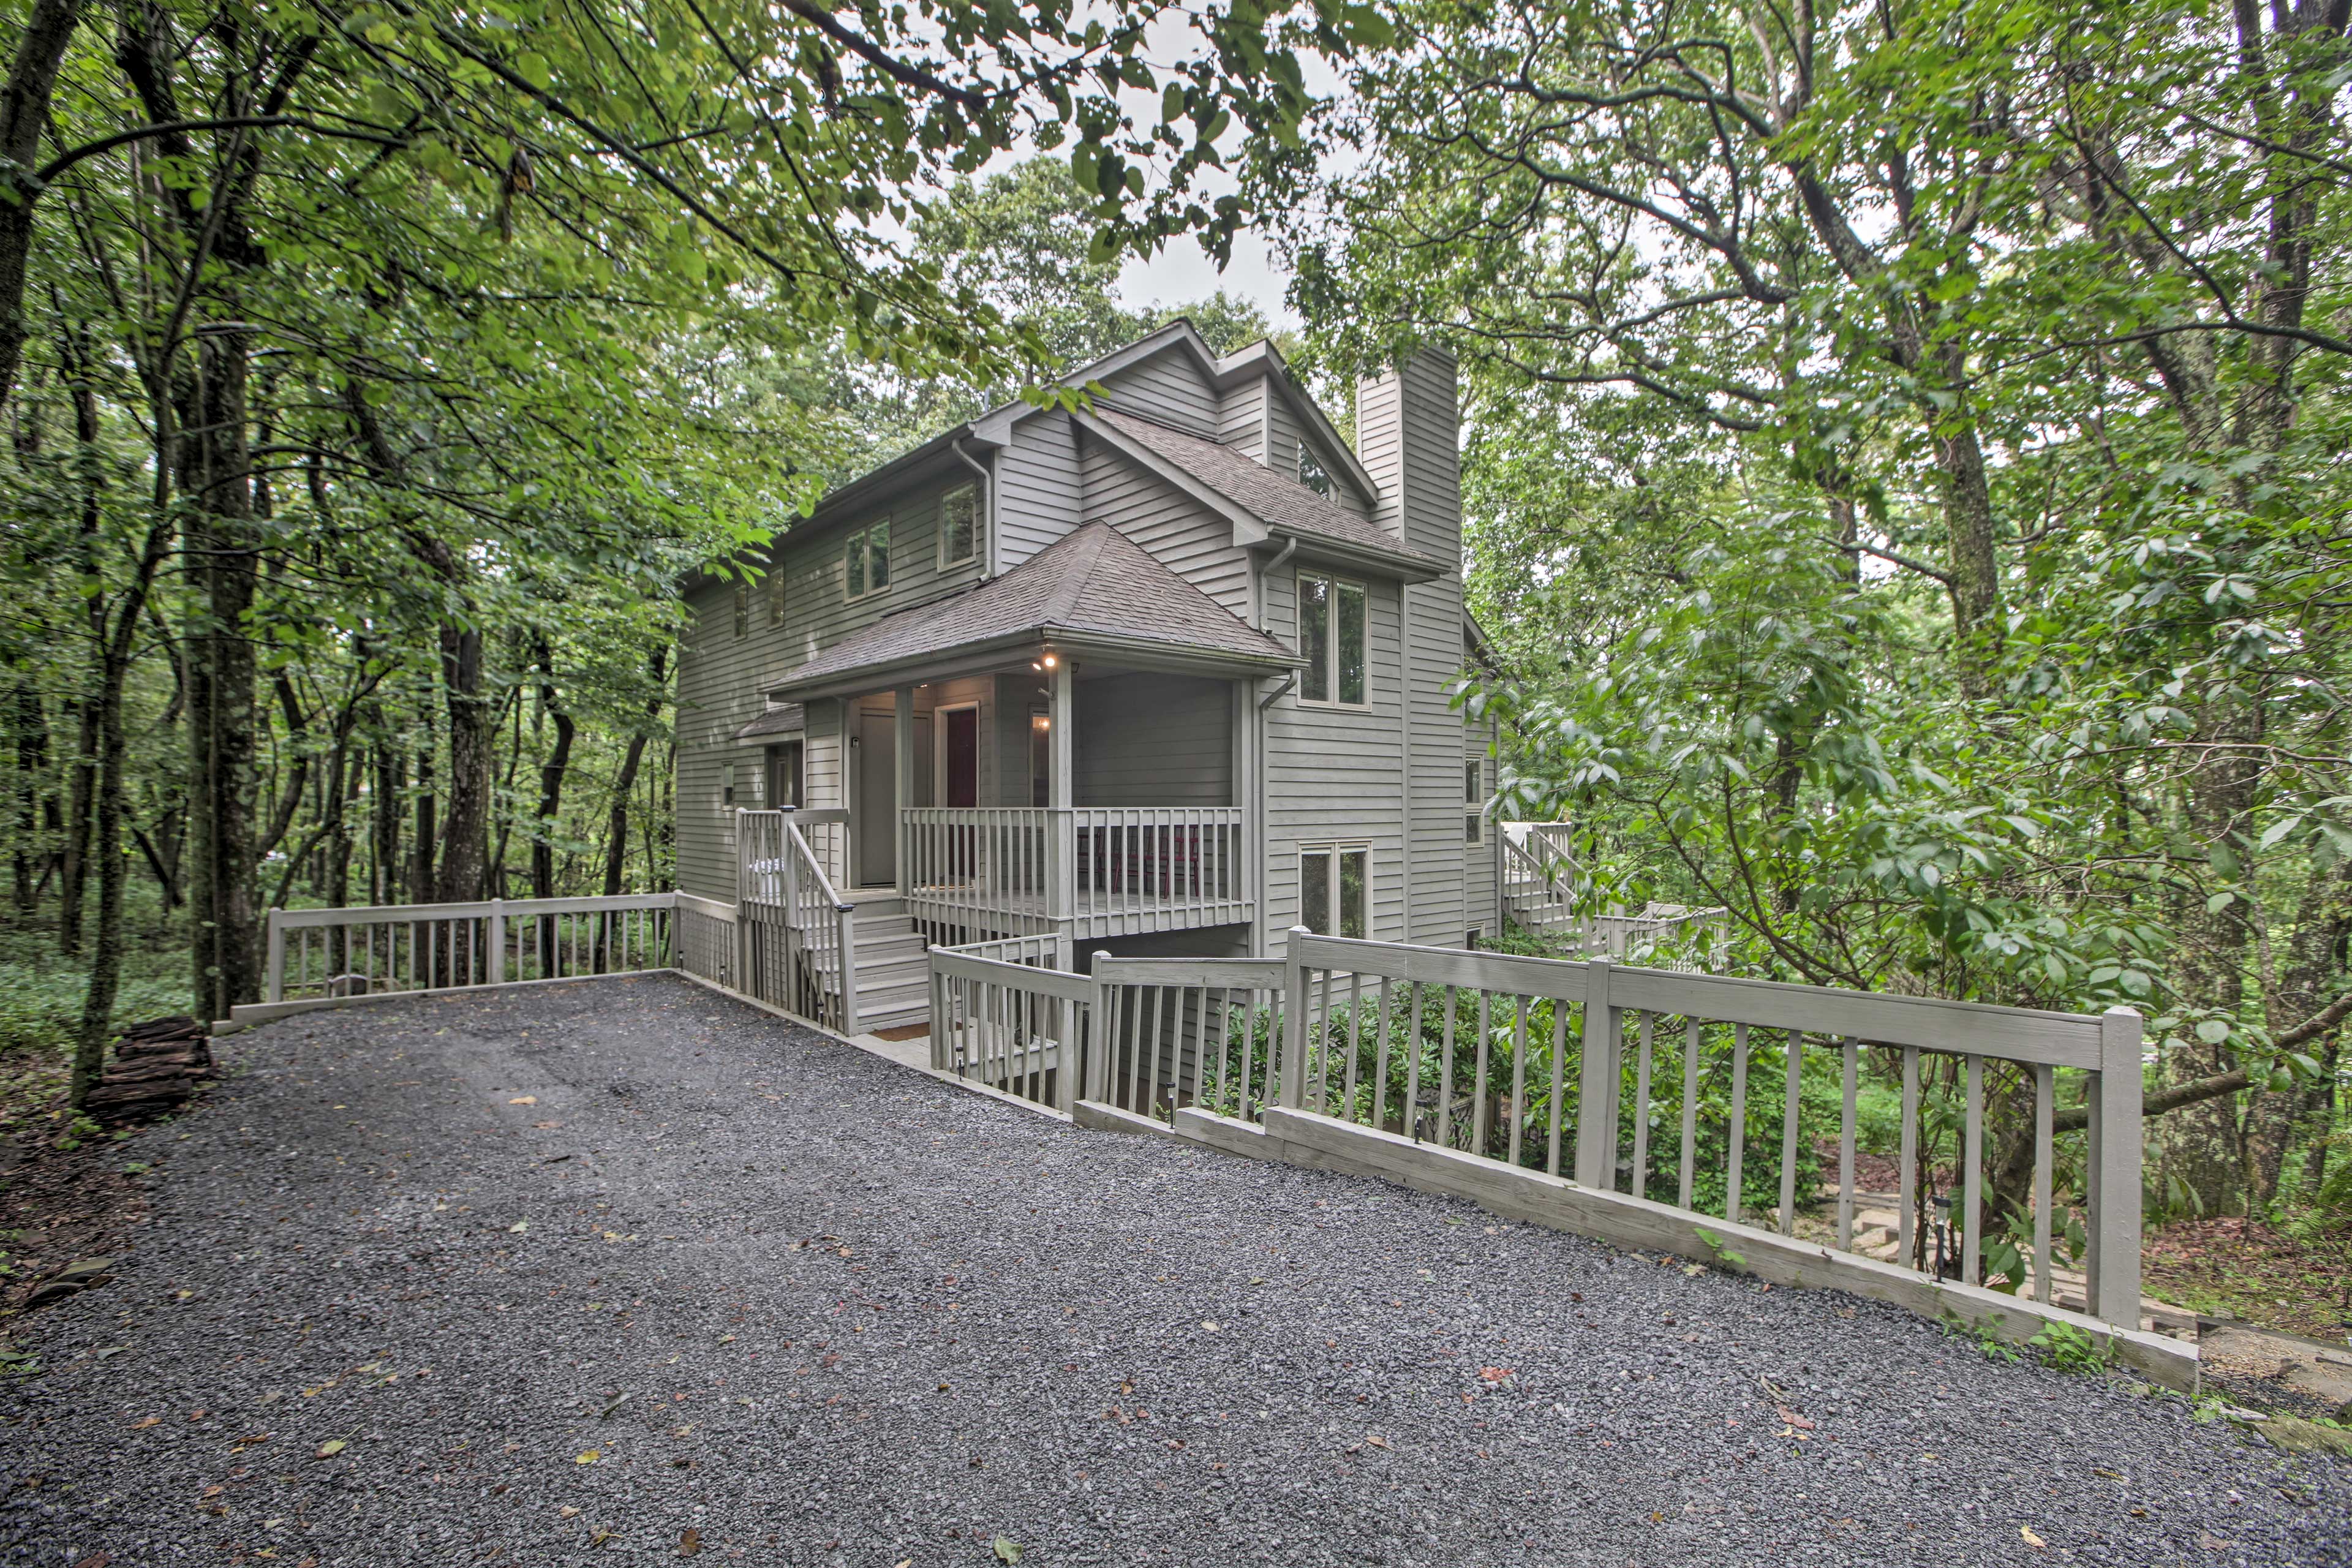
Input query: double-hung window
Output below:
<box><xmin>938</xmin><ymin>484</ymin><xmax>978</xmax><ymax>569</ymax></box>
<box><xmin>1464</xmin><ymin>759</ymin><xmax>1485</xmax><ymax>845</ymax></box>
<box><xmin>845</xmin><ymin>519</ymin><xmax>891</xmax><ymax>600</ymax></box>
<box><xmin>1297</xmin><ymin>570</ymin><xmax>1368</xmax><ymax>707</ymax></box>
<box><xmin>1299</xmin><ymin>844</ymin><xmax>1368</xmax><ymax>939</ymax></box>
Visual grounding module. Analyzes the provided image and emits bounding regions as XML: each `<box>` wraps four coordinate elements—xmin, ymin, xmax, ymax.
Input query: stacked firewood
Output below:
<box><xmin>81</xmin><ymin>1016</ymin><xmax>213</xmax><ymax>1124</ymax></box>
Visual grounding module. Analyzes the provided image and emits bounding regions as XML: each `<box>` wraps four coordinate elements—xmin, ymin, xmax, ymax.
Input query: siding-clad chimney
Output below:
<box><xmin>1357</xmin><ymin>351</ymin><xmax>1469</xmax><ymax>945</ymax></box>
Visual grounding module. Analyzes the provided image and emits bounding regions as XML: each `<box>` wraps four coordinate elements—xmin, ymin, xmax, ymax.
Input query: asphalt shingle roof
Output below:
<box><xmin>1090</xmin><ymin>407</ymin><xmax>1447</xmax><ymax>571</ymax></box>
<box><xmin>772</xmin><ymin>522</ymin><xmax>1294</xmax><ymax>693</ymax></box>
<box><xmin>732</xmin><ymin>703</ymin><xmax>805</xmax><ymax>740</ymax></box>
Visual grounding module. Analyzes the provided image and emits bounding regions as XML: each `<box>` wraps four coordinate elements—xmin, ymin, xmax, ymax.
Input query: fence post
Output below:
<box><xmin>733</xmin><ymin>807</ymin><xmax>752</xmax><ymax>992</ymax></box>
<box><xmin>835</xmin><ymin>901</ymin><xmax>860</xmax><ymax>1035</ymax></box>
<box><xmin>1573</xmin><ymin>958</ymin><xmax>1617</xmax><ymax>1187</ymax></box>
<box><xmin>264</xmin><ymin>912</ymin><xmax>285</xmax><ymax>1003</ymax></box>
<box><xmin>1281</xmin><ymin>924</ymin><xmax>1313</xmax><ymax>1110</ymax></box>
<box><xmin>487</xmin><ymin>899</ymin><xmax>505</xmax><ymax>986</ymax></box>
<box><xmin>1089</xmin><ymin>949</ymin><xmax>1117</xmax><ymax>1104</ymax></box>
<box><xmin>778</xmin><ymin>806</ymin><xmax>801</xmax><ymax>1003</ymax></box>
<box><xmin>2089</xmin><ymin>1006</ymin><xmax>2144</xmax><ymax>1327</ymax></box>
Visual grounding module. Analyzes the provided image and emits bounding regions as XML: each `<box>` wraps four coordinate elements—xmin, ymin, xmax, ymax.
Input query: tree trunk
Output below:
<box><xmin>182</xmin><ymin>330</ymin><xmax>263</xmax><ymax>1023</ymax></box>
<box><xmin>12</xmin><ymin>679</ymin><xmax>42</xmax><ymax>912</ymax></box>
<box><xmin>530</xmin><ymin>649</ymin><xmax>575</xmax><ymax>970</ymax></box>
<box><xmin>0</xmin><ymin>0</ymin><xmax>87</xmax><ymax>414</ymax></box>
<box><xmin>432</xmin><ymin>623</ymin><xmax>496</xmax><ymax>905</ymax></box>
<box><xmin>409</xmin><ymin>697</ymin><xmax>435</xmax><ymax>903</ymax></box>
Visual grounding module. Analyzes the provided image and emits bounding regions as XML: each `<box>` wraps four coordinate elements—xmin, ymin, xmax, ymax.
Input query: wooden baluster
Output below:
<box><xmin>1509</xmin><ymin>995</ymin><xmax>1529</xmax><ymax>1167</ymax></box>
<box><xmin>1631</xmin><ymin>1012</ymin><xmax>1654</xmax><ymax>1201</ymax></box>
<box><xmin>1471</xmin><ymin>990</ymin><xmax>1492</xmax><ymax>1156</ymax></box>
<box><xmin>1433</xmin><ymin>986</ymin><xmax>1459</xmax><ymax>1147</ymax></box>
<box><xmin>1838</xmin><ymin>1038</ymin><xmax>1858</xmax><ymax>1251</ymax></box>
<box><xmin>1316</xmin><ymin>965</ymin><xmax>1335</xmax><ymax>1114</ymax></box>
<box><xmin>1779</xmin><ymin>1030</ymin><xmax>1803</xmax><ymax>1236</ymax></box>
<box><xmin>1403</xmin><ymin>982</ymin><xmax>1424</xmax><ymax>1142</ymax></box>
<box><xmin>1679</xmin><ymin>1017</ymin><xmax>1702</xmax><ymax>1210</ymax></box>
<box><xmin>1371</xmin><ymin>977</ymin><xmax>1394</xmax><ymax>1133</ymax></box>
<box><xmin>1343</xmin><ymin>973</ymin><xmax>1363</xmax><ymax>1121</ymax></box>
<box><xmin>1545</xmin><ymin>1000</ymin><xmax>1568</xmax><ymax>1177</ymax></box>
<box><xmin>1962</xmin><ymin>1053</ymin><xmax>1984</xmax><ymax>1286</ymax></box>
<box><xmin>1897</xmin><ymin>1046</ymin><xmax>1920</xmax><ymax>1271</ymax></box>
<box><xmin>1727</xmin><ymin>1022</ymin><xmax>1749</xmax><ymax>1223</ymax></box>
<box><xmin>2031</xmin><ymin>1061</ymin><xmax>2054</xmax><ymax>1302</ymax></box>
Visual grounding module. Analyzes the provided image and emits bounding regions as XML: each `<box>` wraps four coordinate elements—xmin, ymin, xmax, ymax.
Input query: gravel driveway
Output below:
<box><xmin>2</xmin><ymin>975</ymin><xmax>2344</xmax><ymax>1567</ymax></box>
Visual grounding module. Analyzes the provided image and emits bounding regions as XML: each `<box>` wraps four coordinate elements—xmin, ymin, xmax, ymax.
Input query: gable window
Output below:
<box><xmin>1300</xmin><ymin>845</ymin><xmax>1368</xmax><ymax>939</ymax></box>
<box><xmin>845</xmin><ymin>519</ymin><xmax>891</xmax><ymax>600</ymax></box>
<box><xmin>1464</xmin><ymin>760</ymin><xmax>1485</xmax><ymax>844</ymax></box>
<box><xmin>938</xmin><ymin>484</ymin><xmax>978</xmax><ymax>568</ymax></box>
<box><xmin>1296</xmin><ymin>442</ymin><xmax>1332</xmax><ymax>497</ymax></box>
<box><xmin>1297</xmin><ymin>570</ymin><xmax>1368</xmax><ymax>707</ymax></box>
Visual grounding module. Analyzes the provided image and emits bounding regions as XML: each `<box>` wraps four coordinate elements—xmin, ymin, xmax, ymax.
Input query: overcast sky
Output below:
<box><xmin>1116</xmin><ymin>230</ymin><xmax>1300</xmax><ymax>328</ymax></box>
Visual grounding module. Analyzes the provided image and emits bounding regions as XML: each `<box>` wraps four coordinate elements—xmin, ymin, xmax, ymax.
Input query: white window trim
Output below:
<box><xmin>1298</xmin><ymin>842</ymin><xmax>1371</xmax><ymax>940</ymax></box>
<box><xmin>937</xmin><ymin>483</ymin><xmax>978</xmax><ymax>570</ymax></box>
<box><xmin>1464</xmin><ymin>758</ymin><xmax>1486</xmax><ymax>845</ymax></box>
<box><xmin>1295</xmin><ymin>568</ymin><xmax>1371</xmax><ymax>710</ymax></box>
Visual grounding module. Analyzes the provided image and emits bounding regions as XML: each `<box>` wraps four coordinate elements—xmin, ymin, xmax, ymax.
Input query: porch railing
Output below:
<box><xmin>1501</xmin><ymin>824</ymin><xmax>1583</xmax><ymax>941</ymax></box>
<box><xmin>1079</xmin><ymin>930</ymin><xmax>2144</xmax><ymax>1328</ymax></box>
<box><xmin>929</xmin><ymin>940</ymin><xmax>1096</xmax><ymax>1111</ymax></box>
<box><xmin>737</xmin><ymin>808</ymin><xmax>859</xmax><ymax>1035</ymax></box>
<box><xmin>259</xmin><ymin>892</ymin><xmax>677</xmax><ymax>1010</ymax></box>
<box><xmin>902</xmin><ymin>805</ymin><xmax>1249</xmax><ymax>937</ymax></box>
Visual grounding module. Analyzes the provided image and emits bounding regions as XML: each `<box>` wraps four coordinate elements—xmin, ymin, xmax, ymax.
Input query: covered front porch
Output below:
<box><xmin>762</xmin><ymin>522</ymin><xmax>1295</xmax><ymax>963</ymax></box>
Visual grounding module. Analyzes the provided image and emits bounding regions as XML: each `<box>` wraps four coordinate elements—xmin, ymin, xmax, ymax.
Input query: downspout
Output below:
<box><xmin>1400</xmin><ymin>582</ymin><xmax>1412</xmax><ymax>941</ymax></box>
<box><xmin>1257</xmin><ymin>536</ymin><xmax>1297</xmax><ymax>630</ymax></box>
<box><xmin>951</xmin><ymin>435</ymin><xmax>995</xmax><ymax>579</ymax></box>
<box><xmin>1252</xmin><ymin>535</ymin><xmax>1300</xmax><ymax>954</ymax></box>
<box><xmin>1256</xmin><ymin>669</ymin><xmax>1297</xmax><ymax>957</ymax></box>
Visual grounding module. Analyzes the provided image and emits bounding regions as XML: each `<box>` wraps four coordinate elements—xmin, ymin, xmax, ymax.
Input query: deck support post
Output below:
<box><xmin>1282</xmin><ymin>923</ymin><xmax>1313</xmax><ymax>1109</ymax></box>
<box><xmin>1048</xmin><ymin>659</ymin><xmax>1074</xmax><ymax>958</ymax></box>
<box><xmin>2089</xmin><ymin>1006</ymin><xmax>2144</xmax><ymax>1327</ymax></box>
<box><xmin>1573</xmin><ymin>959</ymin><xmax>1618</xmax><ymax>1188</ymax></box>
<box><xmin>732</xmin><ymin>807</ymin><xmax>750</xmax><ymax>992</ymax></box>
<box><xmin>893</xmin><ymin>687</ymin><xmax>914</xmax><ymax>899</ymax></box>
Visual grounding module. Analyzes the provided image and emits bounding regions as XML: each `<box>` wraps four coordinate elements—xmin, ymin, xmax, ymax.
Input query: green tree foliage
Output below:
<box><xmin>1264</xmin><ymin>0</ymin><xmax>2352</xmax><ymax>1215</ymax></box>
<box><xmin>0</xmin><ymin>0</ymin><xmax>1371</xmax><ymax>1102</ymax></box>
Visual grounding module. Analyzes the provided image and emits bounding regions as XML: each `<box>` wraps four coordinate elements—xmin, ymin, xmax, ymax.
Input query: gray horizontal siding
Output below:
<box><xmin>1076</xmin><ymin>674</ymin><xmax>1232</xmax><ymax>807</ymax></box>
<box><xmin>1076</xmin><ymin>439</ymin><xmax>1253</xmax><ymax>619</ymax></box>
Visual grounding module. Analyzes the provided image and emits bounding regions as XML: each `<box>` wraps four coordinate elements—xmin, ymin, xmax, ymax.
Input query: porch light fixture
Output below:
<box><xmin>1040</xmin><ymin>648</ymin><xmax>1060</xmax><ymax>671</ymax></box>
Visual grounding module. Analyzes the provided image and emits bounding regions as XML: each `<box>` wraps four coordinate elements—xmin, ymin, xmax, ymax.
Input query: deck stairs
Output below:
<box><xmin>841</xmin><ymin>894</ymin><xmax>929</xmax><ymax>1034</ymax></box>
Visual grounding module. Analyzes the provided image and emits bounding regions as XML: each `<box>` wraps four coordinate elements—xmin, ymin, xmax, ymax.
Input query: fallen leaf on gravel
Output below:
<box><xmin>72</xmin><ymin>1553</ymin><xmax>108</xmax><ymax>1568</ymax></box>
<box><xmin>2021</xmin><ymin>1526</ymin><xmax>2046</xmax><ymax>1549</ymax></box>
<box><xmin>1776</xmin><ymin>1408</ymin><xmax>1816</xmax><ymax>1431</ymax></box>
<box><xmin>130</xmin><ymin>1416</ymin><xmax>160</xmax><ymax>1428</ymax></box>
<box><xmin>1919</xmin><ymin>1453</ymin><xmax>1937</xmax><ymax>1463</ymax></box>
<box><xmin>559</xmin><ymin>1507</ymin><xmax>579</xmax><ymax>1519</ymax></box>
<box><xmin>677</xmin><ymin>1526</ymin><xmax>702</xmax><ymax>1555</ymax></box>
<box><xmin>2198</xmin><ymin>1532</ymin><xmax>2233</xmax><ymax>1550</ymax></box>
<box><xmin>1365</xmin><ymin>1434</ymin><xmax>1390</xmax><ymax>1449</ymax></box>
<box><xmin>314</xmin><ymin>1441</ymin><xmax>345</xmax><ymax>1458</ymax></box>
<box><xmin>575</xmin><ymin>1449</ymin><xmax>600</xmax><ymax>1464</ymax></box>
<box><xmin>1478</xmin><ymin>1367</ymin><xmax>1513</xmax><ymax>1385</ymax></box>
<box><xmin>992</xmin><ymin>1539</ymin><xmax>1022</xmax><ymax>1564</ymax></box>
<box><xmin>508</xmin><ymin>1096</ymin><xmax>537</xmax><ymax>1105</ymax></box>
<box><xmin>1201</xmin><ymin>1321</ymin><xmax>1219</xmax><ymax>1332</ymax></box>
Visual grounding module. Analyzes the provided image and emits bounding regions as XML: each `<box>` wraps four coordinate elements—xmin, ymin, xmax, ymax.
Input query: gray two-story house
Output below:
<box><xmin>676</xmin><ymin>322</ymin><xmax>1499</xmax><ymax>1032</ymax></box>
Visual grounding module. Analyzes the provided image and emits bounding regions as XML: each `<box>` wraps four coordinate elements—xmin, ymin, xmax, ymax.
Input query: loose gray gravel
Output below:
<box><xmin>2</xmin><ymin>974</ymin><xmax>2345</xmax><ymax>1567</ymax></box>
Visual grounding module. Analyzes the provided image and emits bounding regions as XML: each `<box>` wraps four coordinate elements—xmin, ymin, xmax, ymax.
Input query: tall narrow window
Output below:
<box><xmin>766</xmin><ymin>741</ymin><xmax>802</xmax><ymax>809</ymax></box>
<box><xmin>733</xmin><ymin>582</ymin><xmax>750</xmax><ymax>638</ymax></box>
<box><xmin>1296</xmin><ymin>442</ymin><xmax>1332</xmax><ymax>497</ymax></box>
<box><xmin>1297</xmin><ymin>570</ymin><xmax>1369</xmax><ymax>709</ymax></box>
<box><xmin>722</xmin><ymin>761</ymin><xmax>737</xmax><ymax>807</ymax></box>
<box><xmin>1464</xmin><ymin>759</ymin><xmax>1485</xmax><ymax>844</ymax></box>
<box><xmin>768</xmin><ymin>552</ymin><xmax>786</xmax><ymax>624</ymax></box>
<box><xmin>939</xmin><ymin>484</ymin><xmax>978</xmax><ymax>568</ymax></box>
<box><xmin>1297</xmin><ymin>572</ymin><xmax>1330</xmax><ymax>703</ymax></box>
<box><xmin>1300</xmin><ymin>845</ymin><xmax>1368</xmax><ymax>938</ymax></box>
<box><xmin>845</xmin><ymin>521</ymin><xmax>892</xmax><ymax>600</ymax></box>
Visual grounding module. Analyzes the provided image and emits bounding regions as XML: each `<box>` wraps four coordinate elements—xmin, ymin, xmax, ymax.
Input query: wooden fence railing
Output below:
<box><xmin>1026</xmin><ymin>929</ymin><xmax>2143</xmax><ymax>1327</ymax></box>
<box><xmin>1268</xmin><ymin>932</ymin><xmax>2143</xmax><ymax>1322</ymax></box>
<box><xmin>902</xmin><ymin>805</ymin><xmax>1250</xmax><ymax>939</ymax></box>
<box><xmin>252</xmin><ymin>892</ymin><xmax>677</xmax><ymax>1019</ymax></box>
